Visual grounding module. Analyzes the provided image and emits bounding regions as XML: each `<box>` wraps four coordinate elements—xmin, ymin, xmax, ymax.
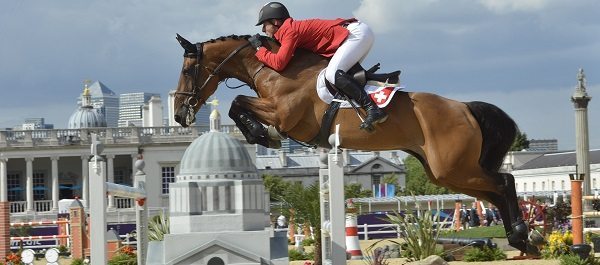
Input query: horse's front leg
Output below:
<box><xmin>229</xmin><ymin>95</ymin><xmax>281</xmax><ymax>149</ymax></box>
<box><xmin>231</xmin><ymin>95</ymin><xmax>280</xmax><ymax>126</ymax></box>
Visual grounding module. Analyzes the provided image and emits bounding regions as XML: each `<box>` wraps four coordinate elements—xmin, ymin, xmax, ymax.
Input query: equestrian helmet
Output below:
<box><xmin>256</xmin><ymin>2</ymin><xmax>290</xmax><ymax>26</ymax></box>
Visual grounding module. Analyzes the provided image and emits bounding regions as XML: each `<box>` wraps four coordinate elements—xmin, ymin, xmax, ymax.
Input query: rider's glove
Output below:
<box><xmin>249</xmin><ymin>34</ymin><xmax>262</xmax><ymax>50</ymax></box>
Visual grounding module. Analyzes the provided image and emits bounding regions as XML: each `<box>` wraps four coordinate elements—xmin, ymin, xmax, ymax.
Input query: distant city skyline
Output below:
<box><xmin>1</xmin><ymin>1</ymin><xmax>599</xmax><ymax>150</ymax></box>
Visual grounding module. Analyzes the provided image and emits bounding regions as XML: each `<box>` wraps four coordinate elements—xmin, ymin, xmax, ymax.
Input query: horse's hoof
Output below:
<box><xmin>508</xmin><ymin>240</ymin><xmax>527</xmax><ymax>254</ymax></box>
<box><xmin>526</xmin><ymin>243</ymin><xmax>541</xmax><ymax>256</ymax></box>
<box><xmin>268</xmin><ymin>139</ymin><xmax>282</xmax><ymax>149</ymax></box>
<box><xmin>359</xmin><ymin>123</ymin><xmax>375</xmax><ymax>132</ymax></box>
<box><xmin>529</xmin><ymin>229</ymin><xmax>546</xmax><ymax>246</ymax></box>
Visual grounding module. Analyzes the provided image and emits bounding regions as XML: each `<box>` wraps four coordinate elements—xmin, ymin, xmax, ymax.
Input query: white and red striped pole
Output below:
<box><xmin>10</xmin><ymin>220</ymin><xmax>69</xmax><ymax>227</ymax></box>
<box><xmin>345</xmin><ymin>213</ymin><xmax>363</xmax><ymax>260</ymax></box>
<box><xmin>10</xmin><ymin>235</ymin><xmax>69</xmax><ymax>241</ymax></box>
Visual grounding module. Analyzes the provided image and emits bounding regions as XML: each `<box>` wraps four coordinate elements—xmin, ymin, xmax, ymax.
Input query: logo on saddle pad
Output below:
<box><xmin>317</xmin><ymin>69</ymin><xmax>403</xmax><ymax>108</ymax></box>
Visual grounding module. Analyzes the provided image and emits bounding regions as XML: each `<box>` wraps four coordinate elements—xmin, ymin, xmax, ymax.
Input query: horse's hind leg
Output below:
<box><xmin>497</xmin><ymin>172</ymin><xmax>531</xmax><ymax>252</ymax></box>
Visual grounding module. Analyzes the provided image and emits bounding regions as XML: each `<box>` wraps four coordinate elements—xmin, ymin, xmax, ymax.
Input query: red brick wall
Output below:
<box><xmin>0</xmin><ymin>202</ymin><xmax>10</xmax><ymax>263</ymax></box>
<box><xmin>107</xmin><ymin>240</ymin><xmax>121</xmax><ymax>260</ymax></box>
<box><xmin>70</xmin><ymin>206</ymin><xmax>86</xmax><ymax>259</ymax></box>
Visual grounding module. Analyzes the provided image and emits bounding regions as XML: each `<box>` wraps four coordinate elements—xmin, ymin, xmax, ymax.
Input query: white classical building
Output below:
<box><xmin>0</xmin><ymin>92</ymin><xmax>405</xmax><ymax>224</ymax></box>
<box><xmin>504</xmin><ymin>150</ymin><xmax>600</xmax><ymax>201</ymax></box>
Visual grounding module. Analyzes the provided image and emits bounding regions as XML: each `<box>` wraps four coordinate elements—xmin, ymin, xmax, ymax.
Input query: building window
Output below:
<box><xmin>7</xmin><ymin>172</ymin><xmax>21</xmax><ymax>201</ymax></box>
<box><xmin>561</xmin><ymin>180</ymin><xmax>565</xmax><ymax>191</ymax></box>
<box><xmin>542</xmin><ymin>181</ymin><xmax>546</xmax><ymax>191</ymax></box>
<box><xmin>515</xmin><ymin>183</ymin><xmax>518</xmax><ymax>192</ymax></box>
<box><xmin>523</xmin><ymin>183</ymin><xmax>527</xmax><ymax>192</ymax></box>
<box><xmin>551</xmin><ymin>181</ymin><xmax>555</xmax><ymax>190</ymax></box>
<box><xmin>33</xmin><ymin>171</ymin><xmax>46</xmax><ymax>200</ymax></box>
<box><xmin>161</xmin><ymin>166</ymin><xmax>176</xmax><ymax>194</ymax></box>
<box><xmin>114</xmin><ymin>168</ymin><xmax>131</xmax><ymax>185</ymax></box>
<box><xmin>594</xmin><ymin>178</ymin><xmax>597</xmax><ymax>190</ymax></box>
<box><xmin>532</xmin><ymin>182</ymin><xmax>536</xmax><ymax>192</ymax></box>
<box><xmin>372</xmin><ymin>174</ymin><xmax>382</xmax><ymax>187</ymax></box>
<box><xmin>371</xmin><ymin>163</ymin><xmax>383</xmax><ymax>187</ymax></box>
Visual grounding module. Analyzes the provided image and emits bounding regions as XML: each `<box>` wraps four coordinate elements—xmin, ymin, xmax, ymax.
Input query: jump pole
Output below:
<box><xmin>319</xmin><ymin>126</ymin><xmax>346</xmax><ymax>264</ymax></box>
<box><xmin>89</xmin><ymin>134</ymin><xmax>147</xmax><ymax>265</ymax></box>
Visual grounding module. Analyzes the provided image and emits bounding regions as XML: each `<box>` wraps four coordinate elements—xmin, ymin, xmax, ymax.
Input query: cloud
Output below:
<box><xmin>0</xmin><ymin>0</ymin><xmax>599</xmax><ymax>153</ymax></box>
<box><xmin>444</xmin><ymin>83</ymin><xmax>600</xmax><ymax>150</ymax></box>
<box><xmin>478</xmin><ymin>0</ymin><xmax>547</xmax><ymax>13</ymax></box>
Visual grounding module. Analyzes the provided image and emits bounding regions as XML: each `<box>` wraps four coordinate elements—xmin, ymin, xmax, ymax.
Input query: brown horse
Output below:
<box><xmin>173</xmin><ymin>34</ymin><xmax>533</xmax><ymax>253</ymax></box>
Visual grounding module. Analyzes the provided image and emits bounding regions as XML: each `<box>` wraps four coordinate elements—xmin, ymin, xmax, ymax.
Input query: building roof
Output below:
<box><xmin>88</xmin><ymin>81</ymin><xmax>116</xmax><ymax>97</ymax></box>
<box><xmin>179</xmin><ymin>131</ymin><xmax>257</xmax><ymax>178</ymax></box>
<box><xmin>516</xmin><ymin>149</ymin><xmax>600</xmax><ymax>170</ymax></box>
<box><xmin>67</xmin><ymin>107</ymin><xmax>107</xmax><ymax>129</ymax></box>
<box><xmin>68</xmin><ymin>85</ymin><xmax>107</xmax><ymax>129</ymax></box>
<box><xmin>255</xmin><ymin>150</ymin><xmax>403</xmax><ymax>169</ymax></box>
<box><xmin>352</xmin><ymin>193</ymin><xmax>475</xmax><ymax>204</ymax></box>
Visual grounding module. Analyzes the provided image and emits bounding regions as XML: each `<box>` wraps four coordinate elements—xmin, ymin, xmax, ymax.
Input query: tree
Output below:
<box><xmin>510</xmin><ymin>131</ymin><xmax>530</xmax><ymax>151</ymax></box>
<box><xmin>345</xmin><ymin>183</ymin><xmax>372</xmax><ymax>199</ymax></box>
<box><xmin>262</xmin><ymin>174</ymin><xmax>291</xmax><ymax>201</ymax></box>
<box><xmin>400</xmin><ymin>155</ymin><xmax>450</xmax><ymax>195</ymax></box>
<box><xmin>279</xmin><ymin>181</ymin><xmax>323</xmax><ymax>265</ymax></box>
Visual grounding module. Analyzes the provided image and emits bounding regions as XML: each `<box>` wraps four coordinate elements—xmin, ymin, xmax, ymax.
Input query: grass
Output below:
<box><xmin>441</xmin><ymin>225</ymin><xmax>506</xmax><ymax>238</ymax></box>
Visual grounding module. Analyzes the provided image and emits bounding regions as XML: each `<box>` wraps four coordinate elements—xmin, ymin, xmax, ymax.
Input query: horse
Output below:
<box><xmin>172</xmin><ymin>34</ymin><xmax>533</xmax><ymax>254</ymax></box>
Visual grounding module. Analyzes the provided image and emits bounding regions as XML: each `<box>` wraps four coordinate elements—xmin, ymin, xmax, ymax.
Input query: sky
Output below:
<box><xmin>0</xmin><ymin>0</ymin><xmax>599</xmax><ymax>151</ymax></box>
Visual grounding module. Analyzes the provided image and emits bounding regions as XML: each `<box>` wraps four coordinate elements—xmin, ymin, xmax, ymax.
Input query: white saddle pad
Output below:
<box><xmin>316</xmin><ymin>69</ymin><xmax>404</xmax><ymax>108</ymax></box>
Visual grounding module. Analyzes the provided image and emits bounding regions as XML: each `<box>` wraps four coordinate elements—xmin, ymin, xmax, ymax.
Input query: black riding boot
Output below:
<box><xmin>334</xmin><ymin>70</ymin><xmax>388</xmax><ymax>131</ymax></box>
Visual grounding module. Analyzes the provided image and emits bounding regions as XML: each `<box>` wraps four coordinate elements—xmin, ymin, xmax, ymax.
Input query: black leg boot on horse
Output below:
<box><xmin>334</xmin><ymin>70</ymin><xmax>388</xmax><ymax>132</ymax></box>
<box><xmin>237</xmin><ymin>112</ymin><xmax>281</xmax><ymax>149</ymax></box>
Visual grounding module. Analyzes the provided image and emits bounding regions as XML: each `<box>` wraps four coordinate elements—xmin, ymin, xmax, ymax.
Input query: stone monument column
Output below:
<box><xmin>571</xmin><ymin>68</ymin><xmax>592</xmax><ymax>207</ymax></box>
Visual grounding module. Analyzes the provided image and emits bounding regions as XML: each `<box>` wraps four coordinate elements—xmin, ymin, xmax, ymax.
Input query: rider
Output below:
<box><xmin>249</xmin><ymin>2</ymin><xmax>388</xmax><ymax>131</ymax></box>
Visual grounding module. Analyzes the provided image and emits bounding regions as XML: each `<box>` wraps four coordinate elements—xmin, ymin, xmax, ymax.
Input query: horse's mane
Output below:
<box><xmin>202</xmin><ymin>34</ymin><xmax>279</xmax><ymax>45</ymax></box>
<box><xmin>203</xmin><ymin>34</ymin><xmax>249</xmax><ymax>43</ymax></box>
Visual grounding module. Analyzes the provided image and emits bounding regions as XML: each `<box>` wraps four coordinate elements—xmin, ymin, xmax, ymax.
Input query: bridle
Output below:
<box><xmin>175</xmin><ymin>41</ymin><xmax>252</xmax><ymax>124</ymax></box>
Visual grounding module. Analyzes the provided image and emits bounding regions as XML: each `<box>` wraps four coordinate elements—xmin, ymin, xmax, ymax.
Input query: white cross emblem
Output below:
<box><xmin>374</xmin><ymin>90</ymin><xmax>388</xmax><ymax>103</ymax></box>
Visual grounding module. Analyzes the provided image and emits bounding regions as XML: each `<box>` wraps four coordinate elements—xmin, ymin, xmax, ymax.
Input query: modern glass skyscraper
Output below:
<box><xmin>118</xmin><ymin>92</ymin><xmax>160</xmax><ymax>127</ymax></box>
<box><xmin>194</xmin><ymin>106</ymin><xmax>211</xmax><ymax>127</ymax></box>
<box><xmin>78</xmin><ymin>81</ymin><xmax>119</xmax><ymax>127</ymax></box>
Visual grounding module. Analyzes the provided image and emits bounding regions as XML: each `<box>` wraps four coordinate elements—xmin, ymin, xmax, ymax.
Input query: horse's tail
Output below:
<box><xmin>465</xmin><ymin>101</ymin><xmax>518</xmax><ymax>173</ymax></box>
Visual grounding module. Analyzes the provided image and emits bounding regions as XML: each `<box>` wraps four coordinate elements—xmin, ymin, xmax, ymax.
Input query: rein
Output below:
<box><xmin>175</xmin><ymin>41</ymin><xmax>252</xmax><ymax>112</ymax></box>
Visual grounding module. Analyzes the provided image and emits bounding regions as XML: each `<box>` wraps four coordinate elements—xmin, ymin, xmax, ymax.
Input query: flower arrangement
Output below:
<box><xmin>119</xmin><ymin>245</ymin><xmax>135</xmax><ymax>256</ymax></box>
<box><xmin>542</xmin><ymin>230</ymin><xmax>573</xmax><ymax>258</ymax></box>
<box><xmin>5</xmin><ymin>252</ymin><xmax>21</xmax><ymax>264</ymax></box>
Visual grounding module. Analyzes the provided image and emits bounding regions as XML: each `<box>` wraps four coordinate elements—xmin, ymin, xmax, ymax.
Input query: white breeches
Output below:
<box><xmin>324</xmin><ymin>21</ymin><xmax>375</xmax><ymax>85</ymax></box>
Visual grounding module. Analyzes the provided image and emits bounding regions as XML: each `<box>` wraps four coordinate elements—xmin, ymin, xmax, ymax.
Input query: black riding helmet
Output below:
<box><xmin>256</xmin><ymin>2</ymin><xmax>290</xmax><ymax>26</ymax></box>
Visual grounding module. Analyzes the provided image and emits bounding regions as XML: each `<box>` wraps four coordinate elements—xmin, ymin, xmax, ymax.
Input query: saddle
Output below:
<box><xmin>311</xmin><ymin>63</ymin><xmax>401</xmax><ymax>148</ymax></box>
<box><xmin>348</xmin><ymin>63</ymin><xmax>401</xmax><ymax>86</ymax></box>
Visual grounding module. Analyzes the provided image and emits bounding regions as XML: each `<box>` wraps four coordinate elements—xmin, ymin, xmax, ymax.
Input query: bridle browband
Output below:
<box><xmin>175</xmin><ymin>41</ymin><xmax>252</xmax><ymax>109</ymax></box>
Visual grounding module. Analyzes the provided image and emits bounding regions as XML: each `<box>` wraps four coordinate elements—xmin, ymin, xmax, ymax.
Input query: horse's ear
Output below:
<box><xmin>176</xmin><ymin>33</ymin><xmax>197</xmax><ymax>54</ymax></box>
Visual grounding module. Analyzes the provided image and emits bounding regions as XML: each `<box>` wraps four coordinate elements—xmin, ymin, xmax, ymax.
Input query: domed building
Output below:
<box><xmin>67</xmin><ymin>82</ymin><xmax>107</xmax><ymax>129</ymax></box>
<box><xmin>147</xmin><ymin>114</ymin><xmax>288</xmax><ymax>265</ymax></box>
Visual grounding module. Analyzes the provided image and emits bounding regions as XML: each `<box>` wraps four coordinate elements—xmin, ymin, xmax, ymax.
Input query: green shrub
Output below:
<box><xmin>385</xmin><ymin>209</ymin><xmax>445</xmax><ymax>261</ymax></box>
<box><xmin>559</xmin><ymin>254</ymin><xmax>588</xmax><ymax>265</ymax></box>
<box><xmin>302</xmin><ymin>238</ymin><xmax>315</xmax><ymax>246</ymax></box>
<box><xmin>58</xmin><ymin>245</ymin><xmax>69</xmax><ymax>254</ymax></box>
<box><xmin>363</xmin><ymin>240</ymin><xmax>391</xmax><ymax>265</ymax></box>
<box><xmin>288</xmin><ymin>249</ymin><xmax>313</xmax><ymax>261</ymax></box>
<box><xmin>463</xmin><ymin>246</ymin><xmax>506</xmax><ymax>262</ymax></box>
<box><xmin>70</xmin><ymin>258</ymin><xmax>85</xmax><ymax>265</ymax></box>
<box><xmin>108</xmin><ymin>253</ymin><xmax>137</xmax><ymax>265</ymax></box>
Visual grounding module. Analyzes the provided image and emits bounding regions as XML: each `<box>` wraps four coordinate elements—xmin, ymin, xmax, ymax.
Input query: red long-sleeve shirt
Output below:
<box><xmin>255</xmin><ymin>17</ymin><xmax>355</xmax><ymax>71</ymax></box>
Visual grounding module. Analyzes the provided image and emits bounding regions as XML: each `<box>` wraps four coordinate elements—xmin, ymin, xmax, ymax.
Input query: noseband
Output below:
<box><xmin>175</xmin><ymin>41</ymin><xmax>252</xmax><ymax>114</ymax></box>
